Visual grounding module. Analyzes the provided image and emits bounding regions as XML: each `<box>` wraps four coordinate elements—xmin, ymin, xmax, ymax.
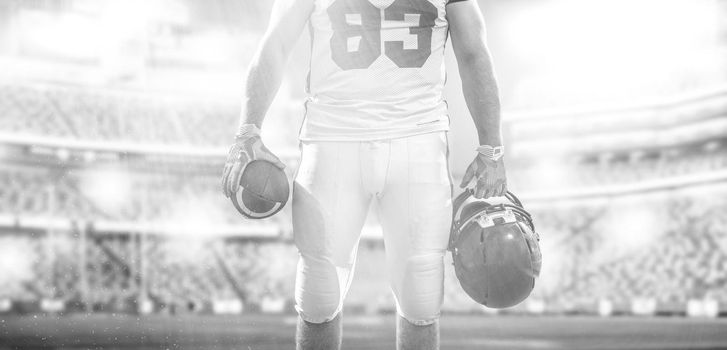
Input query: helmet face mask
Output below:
<box><xmin>450</xmin><ymin>191</ymin><xmax>541</xmax><ymax>309</ymax></box>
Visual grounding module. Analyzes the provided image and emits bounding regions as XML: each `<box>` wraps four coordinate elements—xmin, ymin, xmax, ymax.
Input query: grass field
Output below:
<box><xmin>1</xmin><ymin>313</ymin><xmax>727</xmax><ymax>349</ymax></box>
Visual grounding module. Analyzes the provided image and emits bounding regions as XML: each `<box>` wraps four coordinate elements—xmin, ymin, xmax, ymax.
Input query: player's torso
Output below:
<box><xmin>303</xmin><ymin>0</ymin><xmax>451</xmax><ymax>141</ymax></box>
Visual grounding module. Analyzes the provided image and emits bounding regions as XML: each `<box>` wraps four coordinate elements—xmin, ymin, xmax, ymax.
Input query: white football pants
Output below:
<box><xmin>292</xmin><ymin>132</ymin><xmax>453</xmax><ymax>325</ymax></box>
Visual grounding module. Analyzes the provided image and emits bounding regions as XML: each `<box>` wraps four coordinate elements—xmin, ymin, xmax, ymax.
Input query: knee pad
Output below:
<box><xmin>295</xmin><ymin>254</ymin><xmax>353</xmax><ymax>324</ymax></box>
<box><xmin>392</xmin><ymin>252</ymin><xmax>445</xmax><ymax>326</ymax></box>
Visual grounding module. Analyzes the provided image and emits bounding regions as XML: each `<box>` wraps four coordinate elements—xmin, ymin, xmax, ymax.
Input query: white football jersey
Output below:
<box><xmin>300</xmin><ymin>0</ymin><xmax>464</xmax><ymax>141</ymax></box>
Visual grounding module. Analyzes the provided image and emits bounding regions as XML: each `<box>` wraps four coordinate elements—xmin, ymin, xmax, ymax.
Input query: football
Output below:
<box><xmin>231</xmin><ymin>160</ymin><xmax>289</xmax><ymax>219</ymax></box>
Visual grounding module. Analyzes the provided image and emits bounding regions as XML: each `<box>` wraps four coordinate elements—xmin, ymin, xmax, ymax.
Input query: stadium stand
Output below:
<box><xmin>0</xmin><ymin>163</ymin><xmax>293</xmax><ymax>226</ymax></box>
<box><xmin>0</xmin><ymin>83</ymin><xmax>302</xmax><ymax>148</ymax></box>
<box><xmin>512</xmin><ymin>145</ymin><xmax>727</xmax><ymax>193</ymax></box>
<box><xmin>523</xmin><ymin>193</ymin><xmax>727</xmax><ymax>314</ymax></box>
<box><xmin>0</xmin><ymin>82</ymin><xmax>726</xmax><ymax>317</ymax></box>
<box><xmin>0</xmin><ymin>84</ymin><xmax>235</xmax><ymax>146</ymax></box>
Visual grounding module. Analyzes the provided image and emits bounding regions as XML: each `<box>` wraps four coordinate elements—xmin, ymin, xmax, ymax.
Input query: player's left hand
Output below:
<box><xmin>460</xmin><ymin>154</ymin><xmax>507</xmax><ymax>199</ymax></box>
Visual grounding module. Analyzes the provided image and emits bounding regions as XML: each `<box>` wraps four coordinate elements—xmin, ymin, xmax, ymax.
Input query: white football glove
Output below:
<box><xmin>459</xmin><ymin>145</ymin><xmax>507</xmax><ymax>199</ymax></box>
<box><xmin>221</xmin><ymin>124</ymin><xmax>285</xmax><ymax>198</ymax></box>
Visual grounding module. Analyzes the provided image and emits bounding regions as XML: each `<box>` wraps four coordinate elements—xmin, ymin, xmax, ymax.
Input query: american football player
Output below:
<box><xmin>221</xmin><ymin>0</ymin><xmax>505</xmax><ymax>349</ymax></box>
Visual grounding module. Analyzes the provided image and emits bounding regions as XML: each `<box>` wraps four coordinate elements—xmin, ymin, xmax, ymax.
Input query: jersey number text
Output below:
<box><xmin>328</xmin><ymin>0</ymin><xmax>437</xmax><ymax>70</ymax></box>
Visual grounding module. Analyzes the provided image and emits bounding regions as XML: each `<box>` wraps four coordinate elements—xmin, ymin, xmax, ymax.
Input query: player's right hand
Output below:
<box><xmin>221</xmin><ymin>125</ymin><xmax>285</xmax><ymax>198</ymax></box>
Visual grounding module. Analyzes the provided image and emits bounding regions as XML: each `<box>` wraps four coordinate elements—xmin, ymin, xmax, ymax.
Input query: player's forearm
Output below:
<box><xmin>237</xmin><ymin>0</ymin><xmax>313</xmax><ymax>131</ymax></box>
<box><xmin>457</xmin><ymin>53</ymin><xmax>502</xmax><ymax>146</ymax></box>
<box><xmin>239</xmin><ymin>42</ymin><xmax>288</xmax><ymax>129</ymax></box>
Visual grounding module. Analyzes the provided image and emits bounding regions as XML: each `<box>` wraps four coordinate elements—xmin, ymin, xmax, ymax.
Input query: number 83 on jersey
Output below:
<box><xmin>327</xmin><ymin>0</ymin><xmax>439</xmax><ymax>70</ymax></box>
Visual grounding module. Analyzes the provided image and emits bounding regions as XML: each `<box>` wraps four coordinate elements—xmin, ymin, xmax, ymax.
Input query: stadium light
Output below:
<box><xmin>14</xmin><ymin>0</ymin><xmax>189</xmax><ymax>65</ymax></box>
<box><xmin>504</xmin><ymin>0</ymin><xmax>720</xmax><ymax>105</ymax></box>
<box><xmin>100</xmin><ymin>0</ymin><xmax>188</xmax><ymax>39</ymax></box>
<box><xmin>162</xmin><ymin>236</ymin><xmax>207</xmax><ymax>262</ymax></box>
<box><xmin>533</xmin><ymin>234</ymin><xmax>562</xmax><ymax>296</ymax></box>
<box><xmin>80</xmin><ymin>168</ymin><xmax>132</xmax><ymax>213</ymax></box>
<box><xmin>165</xmin><ymin>195</ymin><xmax>229</xmax><ymax>237</ymax></box>
<box><xmin>528</xmin><ymin>160</ymin><xmax>574</xmax><ymax>190</ymax></box>
<box><xmin>179</xmin><ymin>30</ymin><xmax>236</xmax><ymax>65</ymax></box>
<box><xmin>0</xmin><ymin>238</ymin><xmax>34</xmax><ymax>287</ymax></box>
<box><xmin>17</xmin><ymin>10</ymin><xmax>103</xmax><ymax>60</ymax></box>
<box><xmin>601</xmin><ymin>204</ymin><xmax>664</xmax><ymax>256</ymax></box>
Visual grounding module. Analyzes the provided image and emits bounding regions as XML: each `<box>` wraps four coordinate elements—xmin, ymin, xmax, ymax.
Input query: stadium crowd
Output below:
<box><xmin>510</xmin><ymin>145</ymin><xmax>727</xmax><ymax>193</ymax></box>
<box><xmin>527</xmin><ymin>194</ymin><xmax>727</xmax><ymax>313</ymax></box>
<box><xmin>1</xmin><ymin>190</ymin><xmax>726</xmax><ymax>315</ymax></box>
<box><xmin>1</xmin><ymin>83</ymin><xmax>726</xmax><ymax>316</ymax></box>
<box><xmin>0</xmin><ymin>165</ymin><xmax>294</xmax><ymax>228</ymax></box>
<box><xmin>0</xmin><ymin>84</ymin><xmax>301</xmax><ymax>148</ymax></box>
<box><xmin>1</xmin><ymin>144</ymin><xmax>724</xmax><ymax>226</ymax></box>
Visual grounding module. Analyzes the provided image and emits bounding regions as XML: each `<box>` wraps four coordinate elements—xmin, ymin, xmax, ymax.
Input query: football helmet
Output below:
<box><xmin>449</xmin><ymin>190</ymin><xmax>541</xmax><ymax>309</ymax></box>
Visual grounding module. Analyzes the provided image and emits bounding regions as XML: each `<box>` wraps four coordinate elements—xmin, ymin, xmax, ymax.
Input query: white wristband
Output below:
<box><xmin>235</xmin><ymin>124</ymin><xmax>261</xmax><ymax>139</ymax></box>
<box><xmin>476</xmin><ymin>145</ymin><xmax>504</xmax><ymax>161</ymax></box>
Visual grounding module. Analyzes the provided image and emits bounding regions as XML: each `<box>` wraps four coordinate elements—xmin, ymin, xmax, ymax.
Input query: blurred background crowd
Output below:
<box><xmin>0</xmin><ymin>0</ymin><xmax>726</xmax><ymax>319</ymax></box>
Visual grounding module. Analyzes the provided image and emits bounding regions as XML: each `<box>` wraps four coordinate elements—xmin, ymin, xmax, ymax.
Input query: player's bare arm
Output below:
<box><xmin>447</xmin><ymin>1</ymin><xmax>507</xmax><ymax>199</ymax></box>
<box><xmin>222</xmin><ymin>0</ymin><xmax>314</xmax><ymax>197</ymax></box>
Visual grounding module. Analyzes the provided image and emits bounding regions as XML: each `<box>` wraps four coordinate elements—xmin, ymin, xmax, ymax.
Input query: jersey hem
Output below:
<box><xmin>298</xmin><ymin>123</ymin><xmax>450</xmax><ymax>142</ymax></box>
